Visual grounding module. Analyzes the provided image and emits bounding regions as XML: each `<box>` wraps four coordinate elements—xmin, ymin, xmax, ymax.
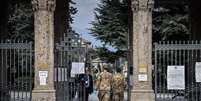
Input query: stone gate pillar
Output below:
<box><xmin>31</xmin><ymin>0</ymin><xmax>56</xmax><ymax>101</ymax></box>
<box><xmin>131</xmin><ymin>0</ymin><xmax>155</xmax><ymax>101</ymax></box>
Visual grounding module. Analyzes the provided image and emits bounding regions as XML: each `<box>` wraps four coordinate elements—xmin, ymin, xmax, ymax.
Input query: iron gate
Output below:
<box><xmin>0</xmin><ymin>40</ymin><xmax>33</xmax><ymax>101</ymax></box>
<box><xmin>55</xmin><ymin>31</ymin><xmax>87</xmax><ymax>101</ymax></box>
<box><xmin>154</xmin><ymin>41</ymin><xmax>201</xmax><ymax>101</ymax></box>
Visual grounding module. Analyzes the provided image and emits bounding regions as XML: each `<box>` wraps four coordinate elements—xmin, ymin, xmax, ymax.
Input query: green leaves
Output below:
<box><xmin>90</xmin><ymin>0</ymin><xmax>129</xmax><ymax>50</ymax></box>
<box><xmin>89</xmin><ymin>0</ymin><xmax>129</xmax><ymax>62</ymax></box>
<box><xmin>69</xmin><ymin>0</ymin><xmax>78</xmax><ymax>24</ymax></box>
<box><xmin>90</xmin><ymin>0</ymin><xmax>189</xmax><ymax>62</ymax></box>
<box><xmin>96</xmin><ymin>47</ymin><xmax>126</xmax><ymax>63</ymax></box>
<box><xmin>8</xmin><ymin>1</ymin><xmax>34</xmax><ymax>41</ymax></box>
<box><xmin>153</xmin><ymin>5</ymin><xmax>189</xmax><ymax>41</ymax></box>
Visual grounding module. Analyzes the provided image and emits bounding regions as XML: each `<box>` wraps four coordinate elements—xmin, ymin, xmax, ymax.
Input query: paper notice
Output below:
<box><xmin>39</xmin><ymin>71</ymin><xmax>48</xmax><ymax>85</ymax></box>
<box><xmin>167</xmin><ymin>66</ymin><xmax>185</xmax><ymax>90</ymax></box>
<box><xmin>138</xmin><ymin>74</ymin><xmax>148</xmax><ymax>81</ymax></box>
<box><xmin>196</xmin><ymin>62</ymin><xmax>201</xmax><ymax>82</ymax></box>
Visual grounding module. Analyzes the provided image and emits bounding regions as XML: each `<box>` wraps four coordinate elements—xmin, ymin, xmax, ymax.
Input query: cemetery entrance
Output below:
<box><xmin>54</xmin><ymin>31</ymin><xmax>88</xmax><ymax>101</ymax></box>
<box><xmin>154</xmin><ymin>41</ymin><xmax>201</xmax><ymax>101</ymax></box>
<box><xmin>0</xmin><ymin>40</ymin><xmax>33</xmax><ymax>101</ymax></box>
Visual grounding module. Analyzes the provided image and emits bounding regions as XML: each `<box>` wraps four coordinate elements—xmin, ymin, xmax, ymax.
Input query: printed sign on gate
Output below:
<box><xmin>71</xmin><ymin>62</ymin><xmax>85</xmax><ymax>77</ymax></box>
<box><xmin>167</xmin><ymin>66</ymin><xmax>185</xmax><ymax>90</ymax></box>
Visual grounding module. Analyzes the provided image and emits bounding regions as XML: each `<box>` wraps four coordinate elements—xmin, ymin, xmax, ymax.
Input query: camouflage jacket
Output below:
<box><xmin>96</xmin><ymin>71</ymin><xmax>112</xmax><ymax>91</ymax></box>
<box><xmin>112</xmin><ymin>73</ymin><xmax>126</xmax><ymax>93</ymax></box>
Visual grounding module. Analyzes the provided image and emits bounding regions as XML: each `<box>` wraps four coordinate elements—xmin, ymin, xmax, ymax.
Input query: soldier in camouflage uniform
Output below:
<box><xmin>96</xmin><ymin>65</ymin><xmax>112</xmax><ymax>101</ymax></box>
<box><xmin>112</xmin><ymin>68</ymin><xmax>126</xmax><ymax>101</ymax></box>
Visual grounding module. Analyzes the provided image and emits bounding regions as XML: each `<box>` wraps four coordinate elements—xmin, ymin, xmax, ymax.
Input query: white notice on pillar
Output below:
<box><xmin>39</xmin><ymin>71</ymin><xmax>48</xmax><ymax>85</ymax></box>
<box><xmin>196</xmin><ymin>62</ymin><xmax>201</xmax><ymax>82</ymax></box>
<box><xmin>167</xmin><ymin>66</ymin><xmax>185</xmax><ymax>90</ymax></box>
<box><xmin>138</xmin><ymin>74</ymin><xmax>147</xmax><ymax>81</ymax></box>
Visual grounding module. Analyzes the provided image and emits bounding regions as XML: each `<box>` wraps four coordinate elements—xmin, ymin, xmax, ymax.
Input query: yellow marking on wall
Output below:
<box><xmin>139</xmin><ymin>64</ymin><xmax>148</xmax><ymax>73</ymax></box>
<box><xmin>38</xmin><ymin>63</ymin><xmax>49</xmax><ymax>69</ymax></box>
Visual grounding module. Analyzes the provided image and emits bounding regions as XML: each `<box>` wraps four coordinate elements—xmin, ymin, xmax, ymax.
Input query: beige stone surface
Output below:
<box><xmin>131</xmin><ymin>0</ymin><xmax>155</xmax><ymax>100</ymax></box>
<box><xmin>131</xmin><ymin>90</ymin><xmax>155</xmax><ymax>101</ymax></box>
<box><xmin>32</xmin><ymin>90</ymin><xmax>56</xmax><ymax>101</ymax></box>
<box><xmin>32</xmin><ymin>0</ymin><xmax>56</xmax><ymax>101</ymax></box>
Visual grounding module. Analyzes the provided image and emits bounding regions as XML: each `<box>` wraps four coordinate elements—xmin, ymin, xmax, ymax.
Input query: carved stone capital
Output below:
<box><xmin>32</xmin><ymin>0</ymin><xmax>56</xmax><ymax>12</ymax></box>
<box><xmin>147</xmin><ymin>0</ymin><xmax>154</xmax><ymax>11</ymax></box>
<box><xmin>131</xmin><ymin>0</ymin><xmax>139</xmax><ymax>12</ymax></box>
<box><xmin>131</xmin><ymin>0</ymin><xmax>154</xmax><ymax>12</ymax></box>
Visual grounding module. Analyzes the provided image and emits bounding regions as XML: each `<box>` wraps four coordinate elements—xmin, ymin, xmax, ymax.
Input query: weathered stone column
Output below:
<box><xmin>131</xmin><ymin>0</ymin><xmax>155</xmax><ymax>101</ymax></box>
<box><xmin>32</xmin><ymin>0</ymin><xmax>56</xmax><ymax>101</ymax></box>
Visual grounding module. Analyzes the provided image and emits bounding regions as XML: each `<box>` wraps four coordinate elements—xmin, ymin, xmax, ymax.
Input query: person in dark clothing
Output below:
<box><xmin>77</xmin><ymin>69</ymin><xmax>93</xmax><ymax>101</ymax></box>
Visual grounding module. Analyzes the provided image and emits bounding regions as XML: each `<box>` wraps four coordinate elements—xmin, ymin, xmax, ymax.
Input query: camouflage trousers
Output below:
<box><xmin>98</xmin><ymin>90</ymin><xmax>111</xmax><ymax>101</ymax></box>
<box><xmin>112</xmin><ymin>92</ymin><xmax>124</xmax><ymax>101</ymax></box>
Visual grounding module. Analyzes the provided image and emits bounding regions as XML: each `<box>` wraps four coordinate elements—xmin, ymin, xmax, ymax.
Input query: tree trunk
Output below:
<box><xmin>54</xmin><ymin>0</ymin><xmax>69</xmax><ymax>43</ymax></box>
<box><xmin>0</xmin><ymin>0</ymin><xmax>10</xmax><ymax>100</ymax></box>
<box><xmin>0</xmin><ymin>0</ymin><xmax>9</xmax><ymax>39</ymax></box>
<box><xmin>128</xmin><ymin>0</ymin><xmax>133</xmax><ymax>67</ymax></box>
<box><xmin>190</xmin><ymin>0</ymin><xmax>201</xmax><ymax>40</ymax></box>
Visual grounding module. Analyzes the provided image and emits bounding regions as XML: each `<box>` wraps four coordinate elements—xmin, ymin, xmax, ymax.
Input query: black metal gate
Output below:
<box><xmin>154</xmin><ymin>41</ymin><xmax>201</xmax><ymax>101</ymax></box>
<box><xmin>0</xmin><ymin>40</ymin><xmax>33</xmax><ymax>101</ymax></box>
<box><xmin>55</xmin><ymin>31</ymin><xmax>87</xmax><ymax>101</ymax></box>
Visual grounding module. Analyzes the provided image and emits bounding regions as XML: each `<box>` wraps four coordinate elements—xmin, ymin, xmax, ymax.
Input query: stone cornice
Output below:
<box><xmin>132</xmin><ymin>0</ymin><xmax>154</xmax><ymax>12</ymax></box>
<box><xmin>132</xmin><ymin>0</ymin><xmax>139</xmax><ymax>12</ymax></box>
<box><xmin>32</xmin><ymin>0</ymin><xmax>56</xmax><ymax>12</ymax></box>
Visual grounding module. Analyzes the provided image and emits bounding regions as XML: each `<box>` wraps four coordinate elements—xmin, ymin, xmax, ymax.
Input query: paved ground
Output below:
<box><xmin>7</xmin><ymin>91</ymin><xmax>128</xmax><ymax>101</ymax></box>
<box><xmin>7</xmin><ymin>91</ymin><xmax>191</xmax><ymax>101</ymax></box>
<box><xmin>73</xmin><ymin>91</ymin><xmax>128</xmax><ymax>101</ymax></box>
<box><xmin>156</xmin><ymin>94</ymin><xmax>187</xmax><ymax>101</ymax></box>
<box><xmin>10</xmin><ymin>91</ymin><xmax>31</xmax><ymax>101</ymax></box>
<box><xmin>157</xmin><ymin>97</ymin><xmax>186</xmax><ymax>101</ymax></box>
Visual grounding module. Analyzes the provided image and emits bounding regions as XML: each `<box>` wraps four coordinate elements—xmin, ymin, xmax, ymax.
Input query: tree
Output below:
<box><xmin>5</xmin><ymin>0</ymin><xmax>77</xmax><ymax>41</ymax></box>
<box><xmin>90</xmin><ymin>0</ymin><xmax>129</xmax><ymax>50</ymax></box>
<box><xmin>90</xmin><ymin>0</ymin><xmax>189</xmax><ymax>62</ymax></box>
<box><xmin>0</xmin><ymin>0</ymin><xmax>9</xmax><ymax>39</ymax></box>
<box><xmin>153</xmin><ymin>4</ymin><xmax>190</xmax><ymax>42</ymax></box>
<box><xmin>8</xmin><ymin>1</ymin><xmax>34</xmax><ymax>41</ymax></box>
<box><xmin>96</xmin><ymin>47</ymin><xmax>126</xmax><ymax>63</ymax></box>
<box><xmin>69</xmin><ymin>0</ymin><xmax>78</xmax><ymax>24</ymax></box>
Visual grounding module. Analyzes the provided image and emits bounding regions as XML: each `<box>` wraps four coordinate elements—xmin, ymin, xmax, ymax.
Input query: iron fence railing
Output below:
<box><xmin>55</xmin><ymin>31</ymin><xmax>87</xmax><ymax>101</ymax></box>
<box><xmin>0</xmin><ymin>40</ymin><xmax>33</xmax><ymax>101</ymax></box>
<box><xmin>154</xmin><ymin>41</ymin><xmax>201</xmax><ymax>101</ymax></box>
